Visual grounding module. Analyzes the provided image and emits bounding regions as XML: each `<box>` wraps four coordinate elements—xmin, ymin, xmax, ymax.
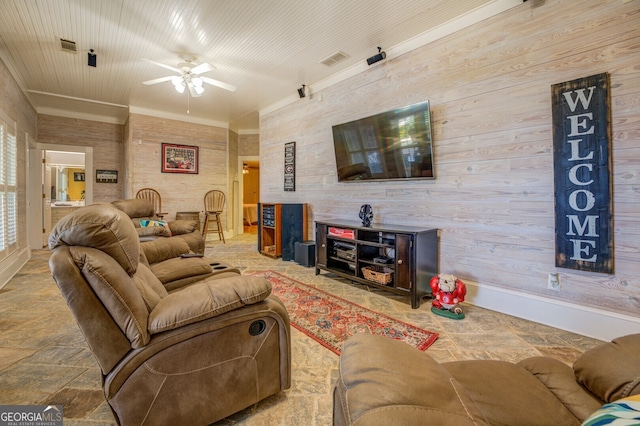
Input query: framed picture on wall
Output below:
<box><xmin>73</xmin><ymin>172</ymin><xmax>85</xmax><ymax>182</ymax></box>
<box><xmin>162</xmin><ymin>143</ymin><xmax>199</xmax><ymax>174</ymax></box>
<box><xmin>96</xmin><ymin>170</ymin><xmax>118</xmax><ymax>183</ymax></box>
<box><xmin>284</xmin><ymin>141</ymin><xmax>295</xmax><ymax>191</ymax></box>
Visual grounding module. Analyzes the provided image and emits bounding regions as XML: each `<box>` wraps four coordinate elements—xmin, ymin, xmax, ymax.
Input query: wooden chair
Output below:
<box><xmin>135</xmin><ymin>188</ymin><xmax>167</xmax><ymax>219</ymax></box>
<box><xmin>202</xmin><ymin>190</ymin><xmax>226</xmax><ymax>243</ymax></box>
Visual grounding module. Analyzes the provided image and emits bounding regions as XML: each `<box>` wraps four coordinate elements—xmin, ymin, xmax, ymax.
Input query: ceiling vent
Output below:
<box><xmin>320</xmin><ymin>51</ymin><xmax>349</xmax><ymax>66</ymax></box>
<box><xmin>60</xmin><ymin>38</ymin><xmax>77</xmax><ymax>53</ymax></box>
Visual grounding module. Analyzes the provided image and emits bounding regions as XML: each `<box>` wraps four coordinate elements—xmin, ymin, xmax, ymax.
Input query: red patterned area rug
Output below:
<box><xmin>251</xmin><ymin>270</ymin><xmax>438</xmax><ymax>355</ymax></box>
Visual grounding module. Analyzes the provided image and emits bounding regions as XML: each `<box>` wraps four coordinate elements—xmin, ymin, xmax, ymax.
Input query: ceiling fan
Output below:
<box><xmin>142</xmin><ymin>57</ymin><xmax>236</xmax><ymax>97</ymax></box>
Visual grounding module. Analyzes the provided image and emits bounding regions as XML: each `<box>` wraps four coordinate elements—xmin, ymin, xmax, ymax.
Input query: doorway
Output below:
<box><xmin>238</xmin><ymin>156</ymin><xmax>259</xmax><ymax>236</ymax></box>
<box><xmin>27</xmin><ymin>144</ymin><xmax>93</xmax><ymax>249</ymax></box>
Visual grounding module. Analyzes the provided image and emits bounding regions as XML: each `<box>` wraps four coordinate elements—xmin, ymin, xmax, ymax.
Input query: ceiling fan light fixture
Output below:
<box><xmin>143</xmin><ymin>58</ymin><xmax>234</xmax><ymax>95</ymax></box>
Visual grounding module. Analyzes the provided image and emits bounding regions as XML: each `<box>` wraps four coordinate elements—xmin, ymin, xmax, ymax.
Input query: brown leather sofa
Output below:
<box><xmin>112</xmin><ymin>198</ymin><xmax>204</xmax><ymax>254</ymax></box>
<box><xmin>49</xmin><ymin>203</ymin><xmax>291</xmax><ymax>425</ymax></box>
<box><xmin>334</xmin><ymin>332</ymin><xmax>640</xmax><ymax>425</ymax></box>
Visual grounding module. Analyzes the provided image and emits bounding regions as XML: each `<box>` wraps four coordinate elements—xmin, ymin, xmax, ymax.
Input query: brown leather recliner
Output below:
<box><xmin>334</xmin><ymin>332</ymin><xmax>640</xmax><ymax>425</ymax></box>
<box><xmin>49</xmin><ymin>203</ymin><xmax>291</xmax><ymax>426</ymax></box>
<box><xmin>112</xmin><ymin>198</ymin><xmax>205</xmax><ymax>254</ymax></box>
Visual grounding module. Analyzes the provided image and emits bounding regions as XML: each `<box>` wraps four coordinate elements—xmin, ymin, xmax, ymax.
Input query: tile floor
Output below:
<box><xmin>0</xmin><ymin>232</ymin><xmax>604</xmax><ymax>425</ymax></box>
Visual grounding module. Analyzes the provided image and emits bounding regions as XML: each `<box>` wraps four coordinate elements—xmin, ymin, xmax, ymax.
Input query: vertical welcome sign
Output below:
<box><xmin>551</xmin><ymin>73</ymin><xmax>613</xmax><ymax>274</ymax></box>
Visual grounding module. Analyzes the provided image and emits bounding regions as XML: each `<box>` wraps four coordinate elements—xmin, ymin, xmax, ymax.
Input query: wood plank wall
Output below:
<box><xmin>38</xmin><ymin>114</ymin><xmax>124</xmax><ymax>202</ymax></box>
<box><xmin>126</xmin><ymin>113</ymin><xmax>232</xmax><ymax>231</ymax></box>
<box><xmin>259</xmin><ymin>0</ymin><xmax>640</xmax><ymax>317</ymax></box>
<box><xmin>239</xmin><ymin>134</ymin><xmax>259</xmax><ymax>156</ymax></box>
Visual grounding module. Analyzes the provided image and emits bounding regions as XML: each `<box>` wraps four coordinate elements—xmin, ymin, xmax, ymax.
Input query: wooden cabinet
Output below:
<box><xmin>315</xmin><ymin>221</ymin><xmax>438</xmax><ymax>309</ymax></box>
<box><xmin>258</xmin><ymin>203</ymin><xmax>308</xmax><ymax>260</ymax></box>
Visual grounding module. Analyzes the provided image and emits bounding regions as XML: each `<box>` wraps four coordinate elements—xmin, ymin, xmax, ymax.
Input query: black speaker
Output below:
<box><xmin>88</xmin><ymin>50</ymin><xmax>97</xmax><ymax>67</ymax></box>
<box><xmin>367</xmin><ymin>51</ymin><xmax>386</xmax><ymax>65</ymax></box>
<box><xmin>295</xmin><ymin>241</ymin><xmax>316</xmax><ymax>267</ymax></box>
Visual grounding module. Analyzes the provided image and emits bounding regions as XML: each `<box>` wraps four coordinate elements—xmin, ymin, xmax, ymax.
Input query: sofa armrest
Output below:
<box><xmin>141</xmin><ymin>238</ymin><xmax>190</xmax><ymax>264</ymax></box>
<box><xmin>573</xmin><ymin>334</ymin><xmax>640</xmax><ymax>403</ymax></box>
<box><xmin>150</xmin><ymin>257</ymin><xmax>213</xmax><ymax>285</ymax></box>
<box><xmin>518</xmin><ymin>356</ymin><xmax>603</xmax><ymax>421</ymax></box>
<box><xmin>148</xmin><ymin>275</ymin><xmax>271</xmax><ymax>333</ymax></box>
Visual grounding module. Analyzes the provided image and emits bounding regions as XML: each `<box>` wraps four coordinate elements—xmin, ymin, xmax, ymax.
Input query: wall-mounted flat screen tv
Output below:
<box><xmin>332</xmin><ymin>101</ymin><xmax>434</xmax><ymax>182</ymax></box>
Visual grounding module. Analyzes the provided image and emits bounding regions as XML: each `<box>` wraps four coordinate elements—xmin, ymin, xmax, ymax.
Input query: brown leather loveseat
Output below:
<box><xmin>49</xmin><ymin>203</ymin><xmax>291</xmax><ymax>425</ymax></box>
<box><xmin>334</xmin><ymin>332</ymin><xmax>640</xmax><ymax>425</ymax></box>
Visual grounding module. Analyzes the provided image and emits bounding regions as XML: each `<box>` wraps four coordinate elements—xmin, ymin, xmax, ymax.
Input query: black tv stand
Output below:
<box><xmin>315</xmin><ymin>221</ymin><xmax>438</xmax><ymax>309</ymax></box>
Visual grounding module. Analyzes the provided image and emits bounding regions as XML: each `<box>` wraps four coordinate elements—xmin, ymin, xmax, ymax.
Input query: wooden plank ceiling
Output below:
<box><xmin>0</xmin><ymin>0</ymin><xmax>499</xmax><ymax>130</ymax></box>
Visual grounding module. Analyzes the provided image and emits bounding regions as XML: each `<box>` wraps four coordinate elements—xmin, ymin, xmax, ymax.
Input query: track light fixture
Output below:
<box><xmin>367</xmin><ymin>47</ymin><xmax>386</xmax><ymax>66</ymax></box>
<box><xmin>297</xmin><ymin>84</ymin><xmax>307</xmax><ymax>98</ymax></box>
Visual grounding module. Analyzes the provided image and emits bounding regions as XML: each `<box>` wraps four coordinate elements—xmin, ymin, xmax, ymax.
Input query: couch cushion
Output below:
<box><xmin>443</xmin><ymin>360</ymin><xmax>582</xmax><ymax>425</ymax></box>
<box><xmin>574</xmin><ymin>334</ymin><xmax>640</xmax><ymax>403</ymax></box>
<box><xmin>132</xmin><ymin>264</ymin><xmax>169</xmax><ymax>311</ymax></box>
<box><xmin>140</xmin><ymin>219</ymin><xmax>172</xmax><ymax>237</ymax></box>
<box><xmin>49</xmin><ymin>203</ymin><xmax>139</xmax><ymax>275</ymax></box>
<box><xmin>169</xmin><ymin>219</ymin><xmax>199</xmax><ymax>235</ymax></box>
<box><xmin>137</xmin><ymin>226</ymin><xmax>170</xmax><ymax>239</ymax></box>
<box><xmin>72</xmin><ymin>246</ymin><xmax>150</xmax><ymax>348</ymax></box>
<box><xmin>148</xmin><ymin>275</ymin><xmax>271</xmax><ymax>333</ymax></box>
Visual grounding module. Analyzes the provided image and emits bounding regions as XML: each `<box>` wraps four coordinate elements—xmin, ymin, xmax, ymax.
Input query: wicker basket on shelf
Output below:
<box><xmin>362</xmin><ymin>265</ymin><xmax>393</xmax><ymax>285</ymax></box>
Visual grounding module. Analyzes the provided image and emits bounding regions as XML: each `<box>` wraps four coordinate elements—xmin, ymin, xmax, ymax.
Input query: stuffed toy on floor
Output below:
<box><xmin>430</xmin><ymin>274</ymin><xmax>466</xmax><ymax>319</ymax></box>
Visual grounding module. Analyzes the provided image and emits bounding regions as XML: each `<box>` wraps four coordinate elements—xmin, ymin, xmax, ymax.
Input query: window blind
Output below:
<box><xmin>0</xmin><ymin>114</ymin><xmax>17</xmax><ymax>259</ymax></box>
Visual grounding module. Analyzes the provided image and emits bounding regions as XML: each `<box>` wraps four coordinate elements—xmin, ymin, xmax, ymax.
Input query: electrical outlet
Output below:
<box><xmin>547</xmin><ymin>273</ymin><xmax>560</xmax><ymax>291</ymax></box>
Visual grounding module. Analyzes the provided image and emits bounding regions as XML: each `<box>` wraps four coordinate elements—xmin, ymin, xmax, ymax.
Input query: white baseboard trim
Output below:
<box><xmin>464</xmin><ymin>282</ymin><xmax>640</xmax><ymax>342</ymax></box>
<box><xmin>0</xmin><ymin>247</ymin><xmax>31</xmax><ymax>289</ymax></box>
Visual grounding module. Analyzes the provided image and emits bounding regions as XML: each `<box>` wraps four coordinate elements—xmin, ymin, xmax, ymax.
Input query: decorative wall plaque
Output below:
<box><xmin>551</xmin><ymin>72</ymin><xmax>613</xmax><ymax>274</ymax></box>
<box><xmin>96</xmin><ymin>169</ymin><xmax>118</xmax><ymax>183</ymax></box>
<box><xmin>284</xmin><ymin>141</ymin><xmax>296</xmax><ymax>191</ymax></box>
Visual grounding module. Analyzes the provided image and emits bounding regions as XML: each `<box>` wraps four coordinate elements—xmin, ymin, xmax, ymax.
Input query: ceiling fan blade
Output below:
<box><xmin>188</xmin><ymin>84</ymin><xmax>202</xmax><ymax>98</ymax></box>
<box><xmin>142</xmin><ymin>76</ymin><xmax>174</xmax><ymax>85</ymax></box>
<box><xmin>191</xmin><ymin>62</ymin><xmax>214</xmax><ymax>75</ymax></box>
<box><xmin>201</xmin><ymin>76</ymin><xmax>237</xmax><ymax>92</ymax></box>
<box><xmin>142</xmin><ymin>58</ymin><xmax>181</xmax><ymax>73</ymax></box>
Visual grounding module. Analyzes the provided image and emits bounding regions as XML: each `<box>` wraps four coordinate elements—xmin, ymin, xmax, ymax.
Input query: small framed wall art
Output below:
<box><xmin>96</xmin><ymin>170</ymin><xmax>118</xmax><ymax>183</ymax></box>
<box><xmin>162</xmin><ymin>143</ymin><xmax>199</xmax><ymax>174</ymax></box>
<box><xmin>284</xmin><ymin>141</ymin><xmax>295</xmax><ymax>191</ymax></box>
<box><xmin>73</xmin><ymin>172</ymin><xmax>85</xmax><ymax>182</ymax></box>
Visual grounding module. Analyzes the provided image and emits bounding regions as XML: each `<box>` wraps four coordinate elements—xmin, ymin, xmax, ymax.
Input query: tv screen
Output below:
<box><xmin>332</xmin><ymin>101</ymin><xmax>434</xmax><ymax>182</ymax></box>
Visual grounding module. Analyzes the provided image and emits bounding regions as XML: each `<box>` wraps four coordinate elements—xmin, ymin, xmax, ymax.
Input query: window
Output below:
<box><xmin>0</xmin><ymin>113</ymin><xmax>17</xmax><ymax>259</ymax></box>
